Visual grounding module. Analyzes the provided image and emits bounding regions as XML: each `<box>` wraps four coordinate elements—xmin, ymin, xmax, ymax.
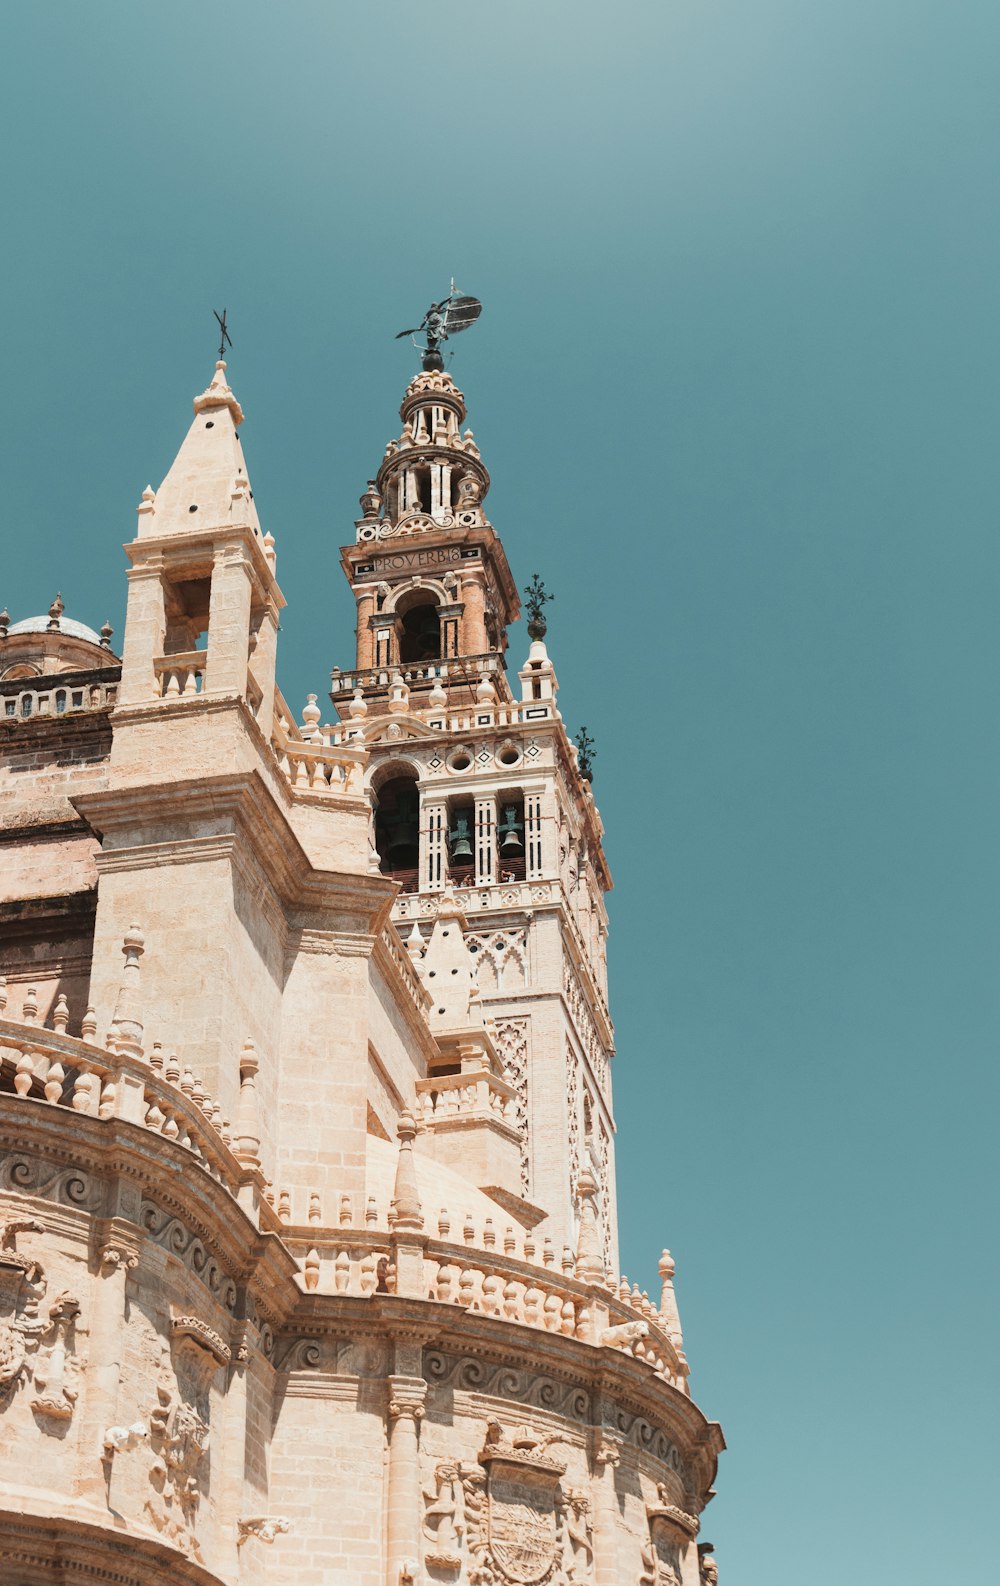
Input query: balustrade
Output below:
<box><xmin>152</xmin><ymin>650</ymin><xmax>206</xmax><ymax>699</ymax></box>
<box><xmin>414</xmin><ymin>1070</ymin><xmax>518</xmax><ymax>1130</ymax></box>
<box><xmin>1</xmin><ymin>679</ymin><xmax>117</xmax><ymax>719</ymax></box>
<box><xmin>0</xmin><ymin>1014</ymin><xmax>242</xmax><ymax>1199</ymax></box>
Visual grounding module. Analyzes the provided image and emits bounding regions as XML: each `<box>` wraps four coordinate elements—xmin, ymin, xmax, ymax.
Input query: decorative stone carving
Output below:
<box><xmin>0</xmin><ymin>1217</ymin><xmax>46</xmax><ymax>1404</ymax></box>
<box><xmin>237</xmin><ymin>1515</ymin><xmax>292</xmax><ymax>1545</ymax></box>
<box><xmin>561</xmin><ymin>1488</ymin><xmax>594</xmax><ymax>1581</ymax></box>
<box><xmin>100</xmin><ymin>1244</ymin><xmax>139</xmax><ymax>1273</ymax></box>
<box><xmin>600</xmin><ymin>1320</ymin><xmax>648</xmax><ymax>1351</ymax></box>
<box><xmin>490</xmin><ymin>1016</ymin><xmax>530</xmax><ymax>1192</ymax></box>
<box><xmin>423</xmin><ymin>1460</ymin><xmax>465</xmax><ymax>1569</ymax></box>
<box><xmin>103</xmin><ymin>1421</ymin><xmax>148</xmax><ymax>1454</ymax></box>
<box><xmin>388</xmin><ymin>1376</ymin><xmax>427</xmax><ymax>1422</ymax></box>
<box><xmin>463</xmin><ymin>1419</ymin><xmax>570</xmax><ymax>1586</ymax></box>
<box><xmin>697</xmin><ymin>1548</ymin><xmax>718</xmax><ymax>1586</ymax></box>
<box><xmin>145</xmin><ymin>1320</ymin><xmax>225</xmax><ymax>1552</ymax></box>
<box><xmin>639</xmin><ymin>1485</ymin><xmax>698</xmax><ymax>1586</ymax></box>
<box><xmin>30</xmin><ymin>1290</ymin><xmax>80</xmax><ymax>1420</ymax></box>
<box><xmin>170</xmin><ymin>1313</ymin><xmax>232</xmax><ymax>1366</ymax></box>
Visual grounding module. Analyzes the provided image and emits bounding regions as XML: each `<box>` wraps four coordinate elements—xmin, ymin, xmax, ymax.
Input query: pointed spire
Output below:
<box><xmin>574</xmin><ymin>1168</ymin><xmax>606</xmax><ymax>1284</ymax></box>
<box><xmin>193</xmin><ymin>359</ymin><xmax>244</xmax><ymax>425</ymax></box>
<box><xmin>233</xmin><ymin>1039</ymin><xmax>261</xmax><ymax>1169</ymax></box>
<box><xmin>390</xmin><ymin>1112</ymin><xmax>423</xmax><ymax>1232</ymax></box>
<box><xmin>658</xmin><ymin>1249</ymin><xmax>684</xmax><ymax>1351</ymax></box>
<box><xmin>107</xmin><ymin>926</ymin><xmax>145</xmax><ymax>1058</ymax></box>
<box><xmin>138</xmin><ymin>360</ymin><xmax>261</xmax><ymax>543</ymax></box>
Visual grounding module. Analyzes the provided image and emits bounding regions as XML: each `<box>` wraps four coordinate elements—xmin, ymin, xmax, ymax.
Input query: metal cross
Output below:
<box><xmin>213</xmin><ymin>309</ymin><xmax>232</xmax><ymax>360</ymax></box>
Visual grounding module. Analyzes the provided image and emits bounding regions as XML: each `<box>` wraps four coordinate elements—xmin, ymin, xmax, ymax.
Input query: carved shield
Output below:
<box><xmin>486</xmin><ymin>1468</ymin><xmax>559</xmax><ymax>1585</ymax></box>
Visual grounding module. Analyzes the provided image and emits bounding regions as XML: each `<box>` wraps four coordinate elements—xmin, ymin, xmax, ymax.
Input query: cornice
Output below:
<box><xmin>0</xmin><ymin>1095</ymin><xmax>300</xmax><ymax>1332</ymax></box>
<box><xmin>73</xmin><ymin>770</ymin><xmax>395</xmax><ymax>932</ymax></box>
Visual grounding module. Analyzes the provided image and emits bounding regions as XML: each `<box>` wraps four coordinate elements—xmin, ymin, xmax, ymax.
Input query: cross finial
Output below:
<box><xmin>214</xmin><ymin>308</ymin><xmax>232</xmax><ymax>360</ymax></box>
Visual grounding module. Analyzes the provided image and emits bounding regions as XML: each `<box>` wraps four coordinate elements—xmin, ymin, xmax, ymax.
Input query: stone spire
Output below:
<box><xmin>137</xmin><ymin>361</ymin><xmax>261</xmax><ymax>542</ymax></box>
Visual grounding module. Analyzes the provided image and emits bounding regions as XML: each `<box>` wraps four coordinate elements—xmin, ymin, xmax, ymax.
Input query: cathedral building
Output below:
<box><xmin>0</xmin><ymin>347</ymin><xmax>724</xmax><ymax>1585</ymax></box>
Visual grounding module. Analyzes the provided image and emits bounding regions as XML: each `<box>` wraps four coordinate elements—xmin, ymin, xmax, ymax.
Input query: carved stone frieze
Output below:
<box><xmin>140</xmin><ymin>1202</ymin><xmax>237</xmax><ymax>1310</ymax></box>
<box><xmin>424</xmin><ymin>1350</ymin><xmax>590</xmax><ymax>1425</ymax></box>
<box><xmin>1</xmin><ymin>1155</ymin><xmax>102</xmax><ymax>1212</ymax></box>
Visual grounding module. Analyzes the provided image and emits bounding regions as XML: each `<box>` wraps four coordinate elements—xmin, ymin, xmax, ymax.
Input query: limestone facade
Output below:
<box><xmin>0</xmin><ymin>357</ymin><xmax>724</xmax><ymax>1585</ymax></box>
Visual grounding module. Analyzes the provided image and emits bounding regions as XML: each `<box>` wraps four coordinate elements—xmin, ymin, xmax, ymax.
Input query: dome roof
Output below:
<box><xmin>7</xmin><ymin>614</ymin><xmax>104</xmax><ymax>645</ymax></box>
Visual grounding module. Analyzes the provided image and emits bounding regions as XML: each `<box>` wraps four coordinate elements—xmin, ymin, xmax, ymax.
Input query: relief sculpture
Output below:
<box><xmin>462</xmin><ymin>1418</ymin><xmax>572</xmax><ymax>1586</ymax></box>
<box><xmin>0</xmin><ymin>1215</ymin><xmax>80</xmax><ymax>1425</ymax></box>
<box><xmin>0</xmin><ymin>1218</ymin><xmax>46</xmax><ymax>1403</ymax></box>
<box><xmin>144</xmin><ymin>1315</ymin><xmax>230</xmax><ymax>1557</ymax></box>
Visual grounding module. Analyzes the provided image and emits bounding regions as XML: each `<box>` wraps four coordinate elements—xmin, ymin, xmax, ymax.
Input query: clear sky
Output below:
<box><xmin>2</xmin><ymin>4</ymin><xmax>997</xmax><ymax>1580</ymax></box>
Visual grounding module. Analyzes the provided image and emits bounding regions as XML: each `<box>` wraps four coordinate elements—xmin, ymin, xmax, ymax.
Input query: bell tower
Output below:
<box><xmin>339</xmin><ymin>367</ymin><xmax>520</xmax><ymax>710</ymax></box>
<box><xmin>332</xmin><ymin>361</ymin><xmax>616</xmax><ymax>1268</ymax></box>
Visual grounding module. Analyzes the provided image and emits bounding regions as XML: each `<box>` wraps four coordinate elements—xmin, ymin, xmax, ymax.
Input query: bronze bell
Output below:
<box><xmin>386</xmin><ymin>797</ymin><xmax>419</xmax><ymax>865</ymax></box>
<box><xmin>498</xmin><ymin>805</ymin><xmax>524</xmax><ymax>856</ymax></box>
<box><xmin>449</xmin><ymin>813</ymin><xmax>473</xmax><ymax>862</ymax></box>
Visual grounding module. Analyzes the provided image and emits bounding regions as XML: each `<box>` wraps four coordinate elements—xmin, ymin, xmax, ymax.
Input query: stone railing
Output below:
<box><xmin>376</xmin><ymin>926</ymin><xmax>432</xmax><ymax>1017</ymax></box>
<box><xmin>269</xmin><ymin>710</ymin><xmax>366</xmax><ymax>800</ymax></box>
<box><xmin>414</xmin><ymin>1070</ymin><xmax>519</xmax><ymax>1131</ymax></box>
<box><xmin>393</xmin><ymin>877</ymin><xmax>558</xmax><ymax>923</ymax></box>
<box><xmin>330</xmin><ymin>652</ymin><xmax>506</xmax><ymax>699</ymax></box>
<box><xmin>152</xmin><ymin>650</ymin><xmax>206</xmax><ymax>699</ymax></box>
<box><xmin>1</xmin><ymin>677</ymin><xmax>118</xmax><ymax>720</ymax></box>
<box><xmin>0</xmin><ymin>1012</ymin><xmax>244</xmax><ymax>1202</ymax></box>
<box><xmin>277</xmin><ymin>1187</ymin><xmax>689</xmax><ymax>1392</ymax></box>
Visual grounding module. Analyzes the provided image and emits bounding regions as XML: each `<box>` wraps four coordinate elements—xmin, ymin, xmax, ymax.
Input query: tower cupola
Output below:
<box><xmin>336</xmin><ymin>369</ymin><xmax>519</xmax><ymax>716</ymax></box>
<box><xmin>369</xmin><ymin>369</ymin><xmax>490</xmax><ymax>532</ymax></box>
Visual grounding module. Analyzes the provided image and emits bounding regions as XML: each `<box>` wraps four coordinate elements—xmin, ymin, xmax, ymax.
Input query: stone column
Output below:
<box><xmin>356</xmin><ymin>591</ymin><xmax>376</xmax><ymax>668</ymax></box>
<box><xmin>386</xmin><ymin>1374</ymin><xmax>427</xmax><ymax>1586</ymax></box>
<box><xmin>474</xmin><ymin>794</ymin><xmax>495</xmax><ymax>886</ymax></box>
<box><xmin>206</xmin><ymin>544</ymin><xmax>253</xmax><ymax>695</ymax></box>
<box><xmin>118</xmin><ymin>558</ymin><xmax>166</xmax><ymax>707</ymax></box>
<box><xmin>423</xmin><ymin>799</ymin><xmax>447</xmax><ymax>891</ymax></box>
<box><xmin>592</xmin><ymin>1431</ymin><xmax>623</xmax><ymax>1586</ymax></box>
<box><xmin>461</xmin><ymin>575</ymin><xmax>488</xmax><ymax>656</ymax></box>
<box><xmin>248</xmin><ymin>603</ymin><xmax>279</xmax><ymax>734</ymax></box>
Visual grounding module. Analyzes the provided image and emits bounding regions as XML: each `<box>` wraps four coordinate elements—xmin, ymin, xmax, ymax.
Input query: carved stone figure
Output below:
<box><xmin>0</xmin><ymin>1216</ymin><xmax>46</xmax><ymax>1403</ymax></box>
<box><xmin>698</xmin><ymin>1549</ymin><xmax>718</xmax><ymax>1585</ymax></box>
<box><xmin>237</xmin><ymin>1515</ymin><xmax>292</xmax><ymax>1545</ymax></box>
<box><xmin>600</xmin><ymin>1319</ymin><xmax>648</xmax><ymax>1350</ymax></box>
<box><xmin>561</xmin><ymin>1487</ymin><xmax>593</xmax><ymax>1580</ymax></box>
<box><xmin>423</xmin><ymin>1460</ymin><xmax>465</xmax><ymax>1568</ymax></box>
<box><xmin>31</xmin><ymin>1290</ymin><xmax>80</xmax><ymax>1420</ymax></box>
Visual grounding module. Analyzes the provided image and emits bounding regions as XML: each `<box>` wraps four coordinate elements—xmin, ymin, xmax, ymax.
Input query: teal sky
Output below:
<box><xmin>3</xmin><ymin>4</ymin><xmax>997</xmax><ymax>1579</ymax></box>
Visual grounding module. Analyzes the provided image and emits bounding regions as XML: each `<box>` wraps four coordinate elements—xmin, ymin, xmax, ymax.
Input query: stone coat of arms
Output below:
<box><xmin>462</xmin><ymin>1420</ymin><xmax>569</xmax><ymax>1586</ymax></box>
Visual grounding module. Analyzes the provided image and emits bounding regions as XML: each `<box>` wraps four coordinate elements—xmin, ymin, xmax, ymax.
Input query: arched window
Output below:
<box><xmin>374</xmin><ymin>773</ymin><xmax>420</xmax><ymax>884</ymax></box>
<box><xmin>496</xmin><ymin>794</ymin><xmax>526</xmax><ymax>882</ymax></box>
<box><xmin>397</xmin><ymin>595</ymin><xmax>442</xmax><ymax>665</ymax></box>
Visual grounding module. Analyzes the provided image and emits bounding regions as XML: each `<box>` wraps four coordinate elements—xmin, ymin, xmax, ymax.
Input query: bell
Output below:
<box><xmin>386</xmin><ymin>797</ymin><xmax>419</xmax><ymax>865</ymax></box>
<box><xmin>498</xmin><ymin>805</ymin><xmax>524</xmax><ymax>857</ymax></box>
<box><xmin>449</xmin><ymin>814</ymin><xmax>473</xmax><ymax>862</ymax></box>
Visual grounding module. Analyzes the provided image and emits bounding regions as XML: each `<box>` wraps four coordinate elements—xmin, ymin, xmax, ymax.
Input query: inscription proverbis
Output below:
<box><xmin>356</xmin><ymin>547</ymin><xmax>478</xmax><ymax>576</ymax></box>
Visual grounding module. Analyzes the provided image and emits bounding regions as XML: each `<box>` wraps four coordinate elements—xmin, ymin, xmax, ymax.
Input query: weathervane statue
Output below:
<box><xmin>396</xmin><ymin>281</ymin><xmax>482</xmax><ymax>371</ymax></box>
